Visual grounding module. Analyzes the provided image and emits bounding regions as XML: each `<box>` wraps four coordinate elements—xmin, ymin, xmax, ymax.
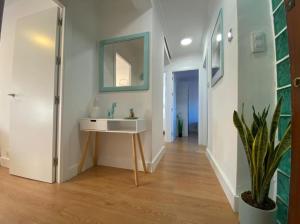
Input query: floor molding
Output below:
<box><xmin>66</xmin><ymin>145</ymin><xmax>166</xmax><ymax>181</ymax></box>
<box><xmin>149</xmin><ymin>145</ymin><xmax>166</xmax><ymax>173</ymax></box>
<box><xmin>0</xmin><ymin>156</ymin><xmax>10</xmax><ymax>168</ymax></box>
<box><xmin>206</xmin><ymin>149</ymin><xmax>239</xmax><ymax>212</ymax></box>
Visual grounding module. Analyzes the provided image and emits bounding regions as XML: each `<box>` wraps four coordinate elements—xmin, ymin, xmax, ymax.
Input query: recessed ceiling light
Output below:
<box><xmin>180</xmin><ymin>38</ymin><xmax>192</xmax><ymax>46</ymax></box>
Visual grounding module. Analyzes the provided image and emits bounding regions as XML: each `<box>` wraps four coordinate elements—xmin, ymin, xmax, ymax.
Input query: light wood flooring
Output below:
<box><xmin>0</xmin><ymin>136</ymin><xmax>237</xmax><ymax>224</ymax></box>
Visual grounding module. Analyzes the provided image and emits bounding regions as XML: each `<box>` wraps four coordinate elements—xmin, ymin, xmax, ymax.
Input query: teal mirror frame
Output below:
<box><xmin>99</xmin><ymin>32</ymin><xmax>150</xmax><ymax>92</ymax></box>
<box><xmin>210</xmin><ymin>9</ymin><xmax>224</xmax><ymax>87</ymax></box>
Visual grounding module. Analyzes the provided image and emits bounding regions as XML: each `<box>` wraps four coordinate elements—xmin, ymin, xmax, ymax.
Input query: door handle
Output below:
<box><xmin>8</xmin><ymin>93</ymin><xmax>16</xmax><ymax>98</ymax></box>
<box><xmin>293</xmin><ymin>77</ymin><xmax>300</xmax><ymax>88</ymax></box>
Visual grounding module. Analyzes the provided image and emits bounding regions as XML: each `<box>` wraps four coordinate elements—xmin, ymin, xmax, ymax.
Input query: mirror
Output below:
<box><xmin>211</xmin><ymin>9</ymin><xmax>224</xmax><ymax>87</ymax></box>
<box><xmin>99</xmin><ymin>32</ymin><xmax>149</xmax><ymax>92</ymax></box>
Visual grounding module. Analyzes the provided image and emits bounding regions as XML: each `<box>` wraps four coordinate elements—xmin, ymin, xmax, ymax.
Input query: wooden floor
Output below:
<box><xmin>0</xmin><ymin>137</ymin><xmax>237</xmax><ymax>224</ymax></box>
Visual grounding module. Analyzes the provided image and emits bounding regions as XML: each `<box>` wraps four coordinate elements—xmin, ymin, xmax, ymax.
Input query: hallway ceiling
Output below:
<box><xmin>157</xmin><ymin>0</ymin><xmax>215</xmax><ymax>59</ymax></box>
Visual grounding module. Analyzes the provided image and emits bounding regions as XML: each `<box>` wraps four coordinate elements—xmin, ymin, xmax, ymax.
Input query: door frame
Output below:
<box><xmin>0</xmin><ymin>0</ymin><xmax>4</xmax><ymax>37</ymax></box>
<box><xmin>285</xmin><ymin>0</ymin><xmax>300</xmax><ymax>222</ymax></box>
<box><xmin>51</xmin><ymin>0</ymin><xmax>65</xmax><ymax>183</ymax></box>
<box><xmin>172</xmin><ymin>68</ymin><xmax>200</xmax><ymax>141</ymax></box>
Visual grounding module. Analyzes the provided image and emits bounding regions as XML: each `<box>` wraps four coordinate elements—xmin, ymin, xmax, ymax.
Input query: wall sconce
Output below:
<box><xmin>227</xmin><ymin>28</ymin><xmax>233</xmax><ymax>42</ymax></box>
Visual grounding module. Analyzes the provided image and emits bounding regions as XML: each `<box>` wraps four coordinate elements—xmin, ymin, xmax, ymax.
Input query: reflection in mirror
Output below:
<box><xmin>100</xmin><ymin>34</ymin><xmax>149</xmax><ymax>91</ymax></box>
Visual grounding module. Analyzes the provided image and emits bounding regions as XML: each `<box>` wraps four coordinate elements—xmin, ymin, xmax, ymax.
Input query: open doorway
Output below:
<box><xmin>0</xmin><ymin>0</ymin><xmax>64</xmax><ymax>183</ymax></box>
<box><xmin>173</xmin><ymin>69</ymin><xmax>199</xmax><ymax>142</ymax></box>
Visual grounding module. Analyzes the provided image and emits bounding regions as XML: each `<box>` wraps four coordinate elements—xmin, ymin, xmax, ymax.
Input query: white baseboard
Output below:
<box><xmin>206</xmin><ymin>149</ymin><xmax>239</xmax><ymax>212</ymax></box>
<box><xmin>149</xmin><ymin>145</ymin><xmax>166</xmax><ymax>173</ymax></box>
<box><xmin>65</xmin><ymin>145</ymin><xmax>166</xmax><ymax>182</ymax></box>
<box><xmin>0</xmin><ymin>156</ymin><xmax>10</xmax><ymax>168</ymax></box>
<box><xmin>67</xmin><ymin>163</ymin><xmax>79</xmax><ymax>180</ymax></box>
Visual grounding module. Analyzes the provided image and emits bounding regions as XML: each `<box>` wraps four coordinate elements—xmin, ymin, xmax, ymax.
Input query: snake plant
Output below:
<box><xmin>233</xmin><ymin>98</ymin><xmax>291</xmax><ymax>208</ymax></box>
<box><xmin>177</xmin><ymin>114</ymin><xmax>183</xmax><ymax>137</ymax></box>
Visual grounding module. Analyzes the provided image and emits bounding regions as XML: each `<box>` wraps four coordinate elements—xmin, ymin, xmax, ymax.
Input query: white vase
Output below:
<box><xmin>90</xmin><ymin>106</ymin><xmax>101</xmax><ymax>118</ymax></box>
<box><xmin>239</xmin><ymin>193</ymin><xmax>277</xmax><ymax>224</ymax></box>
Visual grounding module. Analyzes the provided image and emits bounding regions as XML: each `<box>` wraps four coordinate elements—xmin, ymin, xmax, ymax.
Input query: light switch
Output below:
<box><xmin>251</xmin><ymin>31</ymin><xmax>266</xmax><ymax>53</ymax></box>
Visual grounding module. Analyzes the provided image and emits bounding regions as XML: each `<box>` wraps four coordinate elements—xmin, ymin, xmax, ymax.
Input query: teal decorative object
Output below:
<box><xmin>211</xmin><ymin>9</ymin><xmax>224</xmax><ymax>87</ymax></box>
<box><xmin>107</xmin><ymin>102</ymin><xmax>117</xmax><ymax>118</ymax></box>
<box><xmin>99</xmin><ymin>32</ymin><xmax>150</xmax><ymax>92</ymax></box>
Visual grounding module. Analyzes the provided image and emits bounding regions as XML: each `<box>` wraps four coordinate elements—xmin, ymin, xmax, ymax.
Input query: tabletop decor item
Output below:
<box><xmin>125</xmin><ymin>108</ymin><xmax>138</xmax><ymax>120</ymax></box>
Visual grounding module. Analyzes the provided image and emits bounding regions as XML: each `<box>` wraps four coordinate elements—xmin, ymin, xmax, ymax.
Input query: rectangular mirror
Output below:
<box><xmin>211</xmin><ymin>9</ymin><xmax>224</xmax><ymax>87</ymax></box>
<box><xmin>99</xmin><ymin>32</ymin><xmax>149</xmax><ymax>92</ymax></box>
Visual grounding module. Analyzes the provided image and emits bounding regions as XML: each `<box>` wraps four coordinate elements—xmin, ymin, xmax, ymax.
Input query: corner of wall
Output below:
<box><xmin>206</xmin><ymin>149</ymin><xmax>239</xmax><ymax>212</ymax></box>
<box><xmin>0</xmin><ymin>156</ymin><xmax>10</xmax><ymax>168</ymax></box>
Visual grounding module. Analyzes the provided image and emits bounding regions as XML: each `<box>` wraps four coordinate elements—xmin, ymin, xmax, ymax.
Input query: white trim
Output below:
<box><xmin>276</xmin><ymin>55</ymin><xmax>289</xmax><ymax>64</ymax></box>
<box><xmin>149</xmin><ymin>145</ymin><xmax>166</xmax><ymax>173</ymax></box>
<box><xmin>206</xmin><ymin>149</ymin><xmax>239</xmax><ymax>212</ymax></box>
<box><xmin>65</xmin><ymin>145</ymin><xmax>166</xmax><ymax>180</ymax></box>
<box><xmin>277</xmin><ymin>84</ymin><xmax>291</xmax><ymax>91</ymax></box>
<box><xmin>55</xmin><ymin>0</ymin><xmax>66</xmax><ymax>184</ymax></box>
<box><xmin>280</xmin><ymin>114</ymin><xmax>292</xmax><ymax>117</ymax></box>
<box><xmin>272</xmin><ymin>0</ymin><xmax>284</xmax><ymax>14</ymax></box>
<box><xmin>0</xmin><ymin>156</ymin><xmax>10</xmax><ymax>168</ymax></box>
<box><xmin>172</xmin><ymin>66</ymin><xmax>201</xmax><ymax>74</ymax></box>
<box><xmin>275</xmin><ymin>27</ymin><xmax>287</xmax><ymax>39</ymax></box>
<box><xmin>66</xmin><ymin>163</ymin><xmax>79</xmax><ymax>181</ymax></box>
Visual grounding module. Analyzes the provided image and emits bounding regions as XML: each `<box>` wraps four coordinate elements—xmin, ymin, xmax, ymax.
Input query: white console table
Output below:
<box><xmin>79</xmin><ymin>118</ymin><xmax>147</xmax><ymax>186</ymax></box>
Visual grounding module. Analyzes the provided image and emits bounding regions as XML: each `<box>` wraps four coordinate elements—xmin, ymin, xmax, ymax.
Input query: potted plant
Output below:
<box><xmin>177</xmin><ymin>114</ymin><xmax>183</xmax><ymax>138</ymax></box>
<box><xmin>233</xmin><ymin>98</ymin><xmax>291</xmax><ymax>224</ymax></box>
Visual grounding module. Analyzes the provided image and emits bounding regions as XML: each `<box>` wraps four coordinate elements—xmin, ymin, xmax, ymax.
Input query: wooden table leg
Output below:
<box><xmin>94</xmin><ymin>132</ymin><xmax>99</xmax><ymax>166</ymax></box>
<box><xmin>78</xmin><ymin>132</ymin><xmax>91</xmax><ymax>173</ymax></box>
<box><xmin>136</xmin><ymin>133</ymin><xmax>147</xmax><ymax>173</ymax></box>
<box><xmin>131</xmin><ymin>134</ymin><xmax>139</xmax><ymax>186</ymax></box>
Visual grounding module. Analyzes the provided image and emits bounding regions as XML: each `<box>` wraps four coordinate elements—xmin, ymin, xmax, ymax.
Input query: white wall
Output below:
<box><xmin>188</xmin><ymin>79</ymin><xmax>199</xmax><ymax>128</ymax></box>
<box><xmin>59</xmin><ymin>0</ymin><xmax>101</xmax><ymax>181</ymax></box>
<box><xmin>93</xmin><ymin>7</ymin><xmax>153</xmax><ymax>172</ymax></box>
<box><xmin>0</xmin><ymin>0</ymin><xmax>56</xmax><ymax>167</ymax></box>
<box><xmin>150</xmin><ymin>0</ymin><xmax>164</xmax><ymax>165</ymax></box>
<box><xmin>236</xmin><ymin>0</ymin><xmax>276</xmax><ymax>197</ymax></box>
<box><xmin>199</xmin><ymin>64</ymin><xmax>208</xmax><ymax>146</ymax></box>
<box><xmin>203</xmin><ymin>0</ymin><xmax>276</xmax><ymax>211</ymax></box>
<box><xmin>204</xmin><ymin>0</ymin><xmax>239</xmax><ymax>210</ymax></box>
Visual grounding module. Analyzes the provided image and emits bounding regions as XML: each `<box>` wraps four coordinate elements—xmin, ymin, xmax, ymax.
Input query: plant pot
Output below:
<box><xmin>178</xmin><ymin>133</ymin><xmax>182</xmax><ymax>138</ymax></box>
<box><xmin>239</xmin><ymin>193</ymin><xmax>277</xmax><ymax>224</ymax></box>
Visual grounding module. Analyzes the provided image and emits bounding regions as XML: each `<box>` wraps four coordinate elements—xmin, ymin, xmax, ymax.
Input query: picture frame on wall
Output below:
<box><xmin>211</xmin><ymin>9</ymin><xmax>224</xmax><ymax>87</ymax></box>
<box><xmin>0</xmin><ymin>0</ymin><xmax>4</xmax><ymax>37</ymax></box>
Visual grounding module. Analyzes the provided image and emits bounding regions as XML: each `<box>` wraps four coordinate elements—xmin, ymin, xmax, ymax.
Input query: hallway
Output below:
<box><xmin>0</xmin><ymin>138</ymin><xmax>237</xmax><ymax>224</ymax></box>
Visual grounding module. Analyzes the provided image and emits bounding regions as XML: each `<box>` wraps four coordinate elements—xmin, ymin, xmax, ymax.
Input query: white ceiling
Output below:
<box><xmin>157</xmin><ymin>0</ymin><xmax>214</xmax><ymax>59</ymax></box>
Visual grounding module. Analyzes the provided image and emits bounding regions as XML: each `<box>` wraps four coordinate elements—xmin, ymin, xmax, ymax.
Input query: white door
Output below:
<box><xmin>9</xmin><ymin>7</ymin><xmax>60</xmax><ymax>183</ymax></box>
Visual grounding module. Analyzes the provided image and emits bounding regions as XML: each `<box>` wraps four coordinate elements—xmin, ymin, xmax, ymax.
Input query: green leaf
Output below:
<box><xmin>233</xmin><ymin>111</ymin><xmax>252</xmax><ymax>168</ymax></box>
<box><xmin>274</xmin><ymin>123</ymin><xmax>291</xmax><ymax>162</ymax></box>
<box><xmin>233</xmin><ymin>103</ymin><xmax>291</xmax><ymax>207</ymax></box>
<box><xmin>270</xmin><ymin>98</ymin><xmax>282</xmax><ymax>149</ymax></box>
